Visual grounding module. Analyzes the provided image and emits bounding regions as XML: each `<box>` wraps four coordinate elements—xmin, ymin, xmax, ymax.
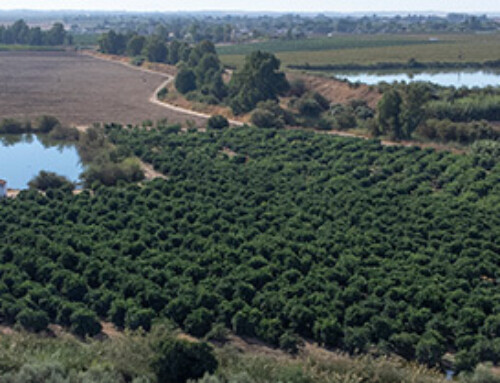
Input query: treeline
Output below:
<box><xmin>73</xmin><ymin>12</ymin><xmax>499</xmax><ymax>44</ymax></box>
<box><xmin>372</xmin><ymin>83</ymin><xmax>500</xmax><ymax>143</ymax></box>
<box><xmin>1</xmin><ymin>124</ymin><xmax>499</xmax><ymax>372</ymax></box>
<box><xmin>0</xmin><ymin>19</ymin><xmax>71</xmax><ymax>46</ymax></box>
<box><xmin>288</xmin><ymin>59</ymin><xmax>500</xmax><ymax>72</ymax></box>
<box><xmin>100</xmin><ymin>30</ymin><xmax>291</xmax><ymax>115</ymax></box>
<box><xmin>98</xmin><ymin>30</ymin><xmax>192</xmax><ymax>65</ymax></box>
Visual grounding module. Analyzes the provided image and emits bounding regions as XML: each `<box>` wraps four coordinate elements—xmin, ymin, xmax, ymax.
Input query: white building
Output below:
<box><xmin>0</xmin><ymin>179</ymin><xmax>6</xmax><ymax>198</ymax></box>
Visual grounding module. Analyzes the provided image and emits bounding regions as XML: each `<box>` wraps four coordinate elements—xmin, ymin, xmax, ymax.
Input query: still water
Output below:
<box><xmin>333</xmin><ymin>70</ymin><xmax>500</xmax><ymax>88</ymax></box>
<box><xmin>0</xmin><ymin>134</ymin><xmax>83</xmax><ymax>189</ymax></box>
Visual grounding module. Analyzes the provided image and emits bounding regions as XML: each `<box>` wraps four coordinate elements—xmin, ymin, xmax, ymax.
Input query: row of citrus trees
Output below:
<box><xmin>1</xmin><ymin>123</ymin><xmax>499</xmax><ymax>373</ymax></box>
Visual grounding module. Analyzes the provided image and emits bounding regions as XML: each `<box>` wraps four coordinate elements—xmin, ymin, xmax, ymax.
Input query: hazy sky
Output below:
<box><xmin>0</xmin><ymin>0</ymin><xmax>499</xmax><ymax>13</ymax></box>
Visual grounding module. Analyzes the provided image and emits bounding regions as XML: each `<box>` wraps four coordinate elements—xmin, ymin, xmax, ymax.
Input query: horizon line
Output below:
<box><xmin>0</xmin><ymin>9</ymin><xmax>498</xmax><ymax>15</ymax></box>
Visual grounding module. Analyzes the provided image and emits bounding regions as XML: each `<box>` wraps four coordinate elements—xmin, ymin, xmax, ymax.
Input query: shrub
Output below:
<box><xmin>207</xmin><ymin>115</ymin><xmax>229</xmax><ymax>130</ymax></box>
<box><xmin>28</xmin><ymin>171</ymin><xmax>74</xmax><ymax>192</ymax></box>
<box><xmin>288</xmin><ymin>78</ymin><xmax>307</xmax><ymax>97</ymax></box>
<box><xmin>251</xmin><ymin>109</ymin><xmax>284</xmax><ymax>129</ymax></box>
<box><xmin>82</xmin><ymin>158</ymin><xmax>144</xmax><ymax>187</ymax></box>
<box><xmin>16</xmin><ymin>309</ymin><xmax>49</xmax><ymax>333</ymax></box>
<box><xmin>157</xmin><ymin>87</ymin><xmax>168</xmax><ymax>100</ymax></box>
<box><xmin>184</xmin><ymin>308</ymin><xmax>214</xmax><ymax>337</ymax></box>
<box><xmin>0</xmin><ymin>118</ymin><xmax>27</xmax><ymax>134</ymax></box>
<box><xmin>36</xmin><ymin>115</ymin><xmax>61</xmax><ymax>133</ymax></box>
<box><xmin>126</xmin><ymin>308</ymin><xmax>155</xmax><ymax>331</ymax></box>
<box><xmin>297</xmin><ymin>97</ymin><xmax>323</xmax><ymax>118</ymax></box>
<box><xmin>69</xmin><ymin>308</ymin><xmax>102</xmax><ymax>337</ymax></box>
<box><xmin>279</xmin><ymin>331</ymin><xmax>303</xmax><ymax>355</ymax></box>
<box><xmin>151</xmin><ymin>338</ymin><xmax>218</xmax><ymax>383</ymax></box>
<box><xmin>48</xmin><ymin>125</ymin><xmax>79</xmax><ymax>141</ymax></box>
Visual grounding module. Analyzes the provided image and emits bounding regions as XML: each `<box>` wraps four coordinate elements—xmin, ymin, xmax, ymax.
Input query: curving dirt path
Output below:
<box><xmin>84</xmin><ymin>51</ymin><xmax>244</xmax><ymax>127</ymax></box>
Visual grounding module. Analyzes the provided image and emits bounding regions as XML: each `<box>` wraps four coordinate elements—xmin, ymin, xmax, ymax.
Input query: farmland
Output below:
<box><xmin>0</xmin><ymin>51</ymin><xmax>206</xmax><ymax>127</ymax></box>
<box><xmin>218</xmin><ymin>34</ymin><xmax>500</xmax><ymax>69</ymax></box>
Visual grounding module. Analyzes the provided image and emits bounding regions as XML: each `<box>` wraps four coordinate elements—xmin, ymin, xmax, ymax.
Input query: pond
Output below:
<box><xmin>0</xmin><ymin>134</ymin><xmax>83</xmax><ymax>189</ymax></box>
<box><xmin>332</xmin><ymin>70</ymin><xmax>500</xmax><ymax>88</ymax></box>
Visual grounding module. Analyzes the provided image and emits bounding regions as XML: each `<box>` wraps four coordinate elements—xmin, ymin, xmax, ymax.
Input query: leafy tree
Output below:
<box><xmin>183</xmin><ymin>308</ymin><xmax>214</xmax><ymax>337</ymax></box>
<box><xmin>376</xmin><ymin>89</ymin><xmax>403</xmax><ymax>139</ymax></box>
<box><xmin>16</xmin><ymin>309</ymin><xmax>49</xmax><ymax>332</ymax></box>
<box><xmin>229</xmin><ymin>51</ymin><xmax>289</xmax><ymax>114</ymax></box>
<box><xmin>279</xmin><ymin>331</ymin><xmax>303</xmax><ymax>354</ymax></box>
<box><xmin>46</xmin><ymin>23</ymin><xmax>66</xmax><ymax>45</ymax></box>
<box><xmin>125</xmin><ymin>307</ymin><xmax>155</xmax><ymax>331</ymax></box>
<box><xmin>313</xmin><ymin>317</ymin><xmax>343</xmax><ymax>348</ymax></box>
<box><xmin>415</xmin><ymin>331</ymin><xmax>446</xmax><ymax>367</ymax></box>
<box><xmin>70</xmin><ymin>308</ymin><xmax>102</xmax><ymax>337</ymax></box>
<box><xmin>175</xmin><ymin>68</ymin><xmax>197</xmax><ymax>94</ymax></box>
<box><xmin>126</xmin><ymin>35</ymin><xmax>146</xmax><ymax>57</ymax></box>
<box><xmin>98</xmin><ymin>30</ymin><xmax>127</xmax><ymax>55</ymax></box>
<box><xmin>144</xmin><ymin>36</ymin><xmax>168</xmax><ymax>63</ymax></box>
<box><xmin>151</xmin><ymin>338</ymin><xmax>218</xmax><ymax>383</ymax></box>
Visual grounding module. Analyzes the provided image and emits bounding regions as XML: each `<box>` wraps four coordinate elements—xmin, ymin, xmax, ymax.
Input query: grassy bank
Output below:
<box><xmin>1</xmin><ymin>326</ymin><xmax>498</xmax><ymax>383</ymax></box>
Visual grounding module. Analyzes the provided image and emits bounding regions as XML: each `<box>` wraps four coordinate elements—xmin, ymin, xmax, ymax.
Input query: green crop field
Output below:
<box><xmin>1</xmin><ymin>124</ymin><xmax>499</xmax><ymax>370</ymax></box>
<box><xmin>0</xmin><ymin>44</ymin><xmax>65</xmax><ymax>52</ymax></box>
<box><xmin>218</xmin><ymin>34</ymin><xmax>500</xmax><ymax>69</ymax></box>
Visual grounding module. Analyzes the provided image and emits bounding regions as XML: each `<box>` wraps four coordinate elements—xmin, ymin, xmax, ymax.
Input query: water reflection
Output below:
<box><xmin>0</xmin><ymin>134</ymin><xmax>83</xmax><ymax>189</ymax></box>
<box><xmin>332</xmin><ymin>70</ymin><xmax>500</xmax><ymax>88</ymax></box>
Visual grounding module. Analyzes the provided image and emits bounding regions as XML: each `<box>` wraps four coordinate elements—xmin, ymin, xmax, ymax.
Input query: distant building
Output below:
<box><xmin>0</xmin><ymin>179</ymin><xmax>6</xmax><ymax>198</ymax></box>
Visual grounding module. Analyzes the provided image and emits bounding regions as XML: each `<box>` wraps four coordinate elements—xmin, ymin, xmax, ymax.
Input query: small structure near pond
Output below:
<box><xmin>0</xmin><ymin>179</ymin><xmax>6</xmax><ymax>198</ymax></box>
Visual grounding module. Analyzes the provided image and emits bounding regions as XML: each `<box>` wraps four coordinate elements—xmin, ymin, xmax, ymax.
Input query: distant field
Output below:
<box><xmin>72</xmin><ymin>34</ymin><xmax>100</xmax><ymax>46</ymax></box>
<box><xmin>218</xmin><ymin>34</ymin><xmax>500</xmax><ymax>69</ymax></box>
<box><xmin>0</xmin><ymin>44</ymin><xmax>65</xmax><ymax>52</ymax></box>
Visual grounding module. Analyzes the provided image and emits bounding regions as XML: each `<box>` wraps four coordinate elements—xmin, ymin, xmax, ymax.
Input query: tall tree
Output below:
<box><xmin>229</xmin><ymin>51</ymin><xmax>289</xmax><ymax>114</ymax></box>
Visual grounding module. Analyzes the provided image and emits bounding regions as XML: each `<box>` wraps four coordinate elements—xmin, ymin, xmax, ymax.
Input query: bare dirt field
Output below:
<box><xmin>0</xmin><ymin>51</ymin><xmax>206</xmax><ymax>127</ymax></box>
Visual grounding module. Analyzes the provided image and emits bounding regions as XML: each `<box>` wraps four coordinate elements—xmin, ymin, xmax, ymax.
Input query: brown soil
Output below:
<box><xmin>0</xmin><ymin>51</ymin><xmax>206</xmax><ymax>127</ymax></box>
<box><xmin>139</xmin><ymin>160</ymin><xmax>168</xmax><ymax>180</ymax></box>
<box><xmin>288</xmin><ymin>72</ymin><xmax>382</xmax><ymax>109</ymax></box>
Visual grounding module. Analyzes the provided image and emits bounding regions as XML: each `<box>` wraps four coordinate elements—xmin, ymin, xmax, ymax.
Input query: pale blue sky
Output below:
<box><xmin>0</xmin><ymin>0</ymin><xmax>499</xmax><ymax>13</ymax></box>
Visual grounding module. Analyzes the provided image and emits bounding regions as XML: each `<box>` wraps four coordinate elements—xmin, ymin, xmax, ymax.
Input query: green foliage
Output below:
<box><xmin>175</xmin><ymin>68</ymin><xmax>197</xmax><ymax>94</ymax></box>
<box><xmin>157</xmin><ymin>87</ymin><xmax>169</xmax><ymax>100</ymax></box>
<box><xmin>416</xmin><ymin>119</ymin><xmax>499</xmax><ymax>144</ymax></box>
<box><xmin>152</xmin><ymin>338</ymin><xmax>218</xmax><ymax>383</ymax></box>
<box><xmin>207</xmin><ymin>115</ymin><xmax>229</xmax><ymax>130</ymax></box>
<box><xmin>28</xmin><ymin>171</ymin><xmax>74</xmax><ymax>192</ymax></box>
<box><xmin>0</xmin><ymin>118</ymin><xmax>28</xmax><ymax>134</ymax></box>
<box><xmin>0</xmin><ymin>19</ymin><xmax>70</xmax><ymax>46</ymax></box>
<box><xmin>82</xmin><ymin>157</ymin><xmax>144</xmax><ymax>187</ymax></box>
<box><xmin>0</xmin><ymin>124</ymin><xmax>499</xmax><ymax>370</ymax></box>
<box><xmin>127</xmin><ymin>35</ymin><xmax>146</xmax><ymax>57</ymax></box>
<box><xmin>279</xmin><ymin>331</ymin><xmax>303</xmax><ymax>354</ymax></box>
<box><xmin>251</xmin><ymin>100</ymin><xmax>293</xmax><ymax>128</ymax></box>
<box><xmin>98</xmin><ymin>30</ymin><xmax>127</xmax><ymax>55</ymax></box>
<box><xmin>16</xmin><ymin>309</ymin><xmax>49</xmax><ymax>333</ymax></box>
<box><xmin>144</xmin><ymin>36</ymin><xmax>168</xmax><ymax>63</ymax></box>
<box><xmin>229</xmin><ymin>51</ymin><xmax>289</xmax><ymax>114</ymax></box>
<box><xmin>36</xmin><ymin>115</ymin><xmax>61</xmax><ymax>133</ymax></box>
<box><xmin>70</xmin><ymin>308</ymin><xmax>102</xmax><ymax>337</ymax></box>
<box><xmin>376</xmin><ymin>89</ymin><xmax>404</xmax><ymax>139</ymax></box>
